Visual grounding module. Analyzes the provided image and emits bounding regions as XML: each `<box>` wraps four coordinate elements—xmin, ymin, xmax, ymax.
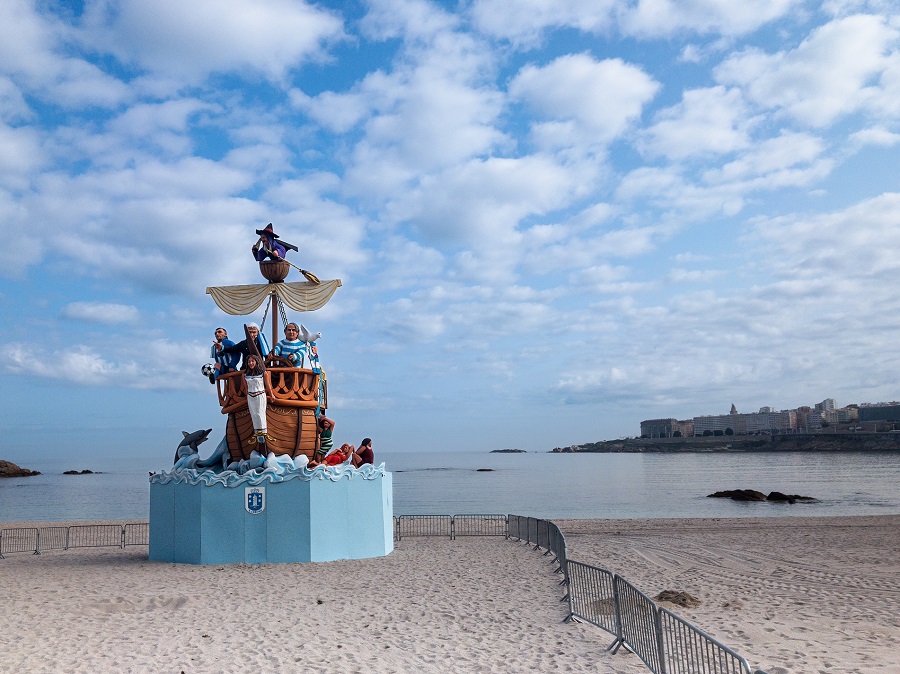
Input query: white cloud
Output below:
<box><xmin>509</xmin><ymin>54</ymin><xmax>659</xmax><ymax>149</ymax></box>
<box><xmin>749</xmin><ymin>192</ymin><xmax>900</xmax><ymax>279</ymax></box>
<box><xmin>83</xmin><ymin>0</ymin><xmax>344</xmax><ymax>82</ymax></box>
<box><xmin>1</xmin><ymin>338</ymin><xmax>206</xmax><ymax>390</ymax></box>
<box><xmin>0</xmin><ymin>122</ymin><xmax>45</xmax><ymax>189</ymax></box>
<box><xmin>550</xmin><ymin>190</ymin><xmax>900</xmax><ymax>408</ymax></box>
<box><xmin>360</xmin><ymin>0</ymin><xmax>459</xmax><ymax>41</ymax></box>
<box><xmin>0</xmin><ymin>77</ymin><xmax>31</xmax><ymax>122</ymax></box>
<box><xmin>470</xmin><ymin>0</ymin><xmax>616</xmax><ymax>45</ymax></box>
<box><xmin>714</xmin><ymin>14</ymin><xmax>897</xmax><ymax>127</ymax></box>
<box><xmin>620</xmin><ymin>0</ymin><xmax>800</xmax><ymax>38</ymax></box>
<box><xmin>0</xmin><ymin>0</ymin><xmax>130</xmax><ymax>108</ymax></box>
<box><xmin>848</xmin><ymin>127</ymin><xmax>900</xmax><ymax>147</ymax></box>
<box><xmin>62</xmin><ymin>301</ymin><xmax>140</xmax><ymax>324</ymax></box>
<box><xmin>383</xmin><ymin>154</ymin><xmax>588</xmax><ymax>250</ymax></box>
<box><xmin>471</xmin><ymin>0</ymin><xmax>797</xmax><ymax>43</ymax></box>
<box><xmin>640</xmin><ymin>86</ymin><xmax>754</xmax><ymax>159</ymax></box>
<box><xmin>702</xmin><ymin>132</ymin><xmax>828</xmax><ymax>184</ymax></box>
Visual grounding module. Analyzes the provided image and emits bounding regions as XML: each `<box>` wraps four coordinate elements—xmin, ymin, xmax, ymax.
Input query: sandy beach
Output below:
<box><xmin>559</xmin><ymin>515</ymin><xmax>900</xmax><ymax>674</ymax></box>
<box><xmin>1</xmin><ymin>515</ymin><xmax>897</xmax><ymax>673</ymax></box>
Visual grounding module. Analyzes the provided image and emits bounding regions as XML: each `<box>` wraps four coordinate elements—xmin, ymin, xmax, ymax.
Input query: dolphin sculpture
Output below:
<box><xmin>174</xmin><ymin>429</ymin><xmax>213</xmax><ymax>464</ymax></box>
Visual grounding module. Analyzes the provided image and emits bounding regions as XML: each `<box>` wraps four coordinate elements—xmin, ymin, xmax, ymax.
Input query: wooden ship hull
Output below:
<box><xmin>216</xmin><ymin>365</ymin><xmax>327</xmax><ymax>464</ymax></box>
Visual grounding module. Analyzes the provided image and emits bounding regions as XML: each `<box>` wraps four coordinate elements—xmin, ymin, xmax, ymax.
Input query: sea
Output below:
<box><xmin>2</xmin><ymin>450</ymin><xmax>899</xmax><ymax>523</ymax></box>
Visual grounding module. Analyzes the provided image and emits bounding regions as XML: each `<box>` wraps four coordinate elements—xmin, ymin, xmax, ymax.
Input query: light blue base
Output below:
<box><xmin>149</xmin><ymin>473</ymin><xmax>393</xmax><ymax>564</ymax></box>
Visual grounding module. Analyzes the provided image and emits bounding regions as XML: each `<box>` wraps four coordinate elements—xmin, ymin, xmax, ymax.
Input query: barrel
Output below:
<box><xmin>259</xmin><ymin>259</ymin><xmax>290</xmax><ymax>282</ymax></box>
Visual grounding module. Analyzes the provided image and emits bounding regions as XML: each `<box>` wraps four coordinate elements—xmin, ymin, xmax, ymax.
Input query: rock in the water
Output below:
<box><xmin>0</xmin><ymin>460</ymin><xmax>41</xmax><ymax>478</ymax></box>
<box><xmin>63</xmin><ymin>469</ymin><xmax>95</xmax><ymax>475</ymax></box>
<box><xmin>707</xmin><ymin>489</ymin><xmax>767</xmax><ymax>501</ymax></box>
<box><xmin>654</xmin><ymin>590</ymin><xmax>701</xmax><ymax>608</ymax></box>
<box><xmin>766</xmin><ymin>491</ymin><xmax>817</xmax><ymax>503</ymax></box>
<box><xmin>708</xmin><ymin>488</ymin><xmax>816</xmax><ymax>503</ymax></box>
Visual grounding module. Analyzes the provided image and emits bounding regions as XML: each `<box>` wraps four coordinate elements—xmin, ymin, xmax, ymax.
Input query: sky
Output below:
<box><xmin>0</xmin><ymin>0</ymin><xmax>898</xmax><ymax>463</ymax></box>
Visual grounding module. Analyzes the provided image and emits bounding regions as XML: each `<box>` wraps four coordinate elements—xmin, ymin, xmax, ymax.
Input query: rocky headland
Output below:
<box><xmin>0</xmin><ymin>460</ymin><xmax>41</xmax><ymax>478</ymax></box>
<box><xmin>551</xmin><ymin>433</ymin><xmax>900</xmax><ymax>453</ymax></box>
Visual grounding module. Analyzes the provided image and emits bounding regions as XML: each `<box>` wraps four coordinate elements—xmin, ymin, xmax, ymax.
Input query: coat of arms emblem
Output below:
<box><xmin>245</xmin><ymin>487</ymin><xmax>265</xmax><ymax>514</ymax></box>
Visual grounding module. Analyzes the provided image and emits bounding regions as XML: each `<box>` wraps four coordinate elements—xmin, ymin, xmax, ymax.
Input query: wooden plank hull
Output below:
<box><xmin>218</xmin><ymin>368</ymin><xmax>325</xmax><ymax>464</ymax></box>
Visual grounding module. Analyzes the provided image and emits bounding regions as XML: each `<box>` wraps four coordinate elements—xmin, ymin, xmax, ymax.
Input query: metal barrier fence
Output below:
<box><xmin>566</xmin><ymin>560</ymin><xmax>619</xmax><ymax>645</ymax></box>
<box><xmin>395</xmin><ymin>514</ymin><xmax>509</xmax><ymax>540</ymax></box>
<box><xmin>660</xmin><ymin>608</ymin><xmax>755</xmax><ymax>674</ymax></box>
<box><xmin>507</xmin><ymin>514</ymin><xmax>767</xmax><ymax>674</ymax></box>
<box><xmin>395</xmin><ymin>515</ymin><xmax>453</xmax><ymax>540</ymax></box>
<box><xmin>613</xmin><ymin>575</ymin><xmax>666</xmax><ymax>672</ymax></box>
<box><xmin>124</xmin><ymin>523</ymin><xmax>149</xmax><ymax>547</ymax></box>
<box><xmin>0</xmin><ymin>528</ymin><xmax>39</xmax><ymax>558</ymax></box>
<box><xmin>454</xmin><ymin>514</ymin><xmax>508</xmax><ymax>538</ymax></box>
<box><xmin>0</xmin><ymin>523</ymin><xmax>149</xmax><ymax>557</ymax></box>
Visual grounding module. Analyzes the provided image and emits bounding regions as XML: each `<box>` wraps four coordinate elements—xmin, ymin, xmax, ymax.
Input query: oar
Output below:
<box><xmin>261</xmin><ymin>246</ymin><xmax>320</xmax><ymax>284</ymax></box>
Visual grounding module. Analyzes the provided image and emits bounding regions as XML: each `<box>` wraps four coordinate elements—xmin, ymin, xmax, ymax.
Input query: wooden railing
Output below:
<box><xmin>217</xmin><ymin>368</ymin><xmax>322</xmax><ymax>414</ymax></box>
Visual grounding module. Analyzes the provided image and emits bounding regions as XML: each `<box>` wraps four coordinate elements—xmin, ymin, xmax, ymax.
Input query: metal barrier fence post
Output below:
<box><xmin>123</xmin><ymin>523</ymin><xmax>150</xmax><ymax>547</ymax></box>
<box><xmin>453</xmin><ymin>515</ymin><xmax>508</xmax><ymax>538</ymax></box>
<box><xmin>612</xmin><ymin>575</ymin><xmax>666</xmax><ymax>673</ymax></box>
<box><xmin>0</xmin><ymin>528</ymin><xmax>40</xmax><ymax>557</ymax></box>
<box><xmin>67</xmin><ymin>524</ymin><xmax>124</xmax><ymax>549</ymax></box>
<box><xmin>396</xmin><ymin>515</ymin><xmax>453</xmax><ymax>540</ymax></box>
<box><xmin>659</xmin><ymin>608</ymin><xmax>754</xmax><ymax>674</ymax></box>
<box><xmin>537</xmin><ymin>518</ymin><xmax>550</xmax><ymax>553</ymax></box>
<box><xmin>565</xmin><ymin>560</ymin><xmax>620</xmax><ymax>649</ymax></box>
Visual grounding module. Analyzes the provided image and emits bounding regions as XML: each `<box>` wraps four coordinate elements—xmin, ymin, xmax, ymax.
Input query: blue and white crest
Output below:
<box><xmin>245</xmin><ymin>486</ymin><xmax>265</xmax><ymax>514</ymax></box>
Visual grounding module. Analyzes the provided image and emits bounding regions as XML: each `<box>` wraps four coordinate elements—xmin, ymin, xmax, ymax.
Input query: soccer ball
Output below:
<box><xmin>201</xmin><ymin>363</ymin><xmax>215</xmax><ymax>378</ymax></box>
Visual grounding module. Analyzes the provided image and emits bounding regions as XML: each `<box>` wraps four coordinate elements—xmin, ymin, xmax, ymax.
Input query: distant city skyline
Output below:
<box><xmin>641</xmin><ymin>396</ymin><xmax>900</xmax><ymax>438</ymax></box>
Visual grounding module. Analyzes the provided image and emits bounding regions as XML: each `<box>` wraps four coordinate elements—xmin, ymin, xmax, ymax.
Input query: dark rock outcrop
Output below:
<box><xmin>766</xmin><ymin>491</ymin><xmax>817</xmax><ymax>504</ymax></box>
<box><xmin>708</xmin><ymin>489</ymin><xmax>767</xmax><ymax>501</ymax></box>
<box><xmin>63</xmin><ymin>469</ymin><xmax>95</xmax><ymax>475</ymax></box>
<box><xmin>708</xmin><ymin>489</ymin><xmax>817</xmax><ymax>503</ymax></box>
<box><xmin>0</xmin><ymin>460</ymin><xmax>41</xmax><ymax>478</ymax></box>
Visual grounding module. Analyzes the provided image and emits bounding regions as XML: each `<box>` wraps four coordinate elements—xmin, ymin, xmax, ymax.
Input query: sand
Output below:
<box><xmin>1</xmin><ymin>516</ymin><xmax>897</xmax><ymax>673</ymax></box>
<box><xmin>558</xmin><ymin>515</ymin><xmax>900</xmax><ymax>674</ymax></box>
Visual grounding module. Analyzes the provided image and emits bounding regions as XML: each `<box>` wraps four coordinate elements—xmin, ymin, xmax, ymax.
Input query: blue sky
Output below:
<box><xmin>1</xmin><ymin>0</ymin><xmax>898</xmax><ymax>463</ymax></box>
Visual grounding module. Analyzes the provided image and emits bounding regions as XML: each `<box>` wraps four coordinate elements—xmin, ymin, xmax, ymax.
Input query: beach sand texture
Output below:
<box><xmin>559</xmin><ymin>515</ymin><xmax>900</xmax><ymax>674</ymax></box>
<box><xmin>1</xmin><ymin>515</ymin><xmax>897</xmax><ymax>673</ymax></box>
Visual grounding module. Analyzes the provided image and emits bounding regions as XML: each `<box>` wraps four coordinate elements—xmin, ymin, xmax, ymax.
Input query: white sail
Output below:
<box><xmin>206</xmin><ymin>279</ymin><xmax>342</xmax><ymax>315</ymax></box>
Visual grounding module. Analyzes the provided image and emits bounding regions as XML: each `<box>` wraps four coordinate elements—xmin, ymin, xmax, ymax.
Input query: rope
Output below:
<box><xmin>259</xmin><ymin>293</ymin><xmax>271</xmax><ymax>331</ymax></box>
<box><xmin>277</xmin><ymin>296</ymin><xmax>289</xmax><ymax>329</ymax></box>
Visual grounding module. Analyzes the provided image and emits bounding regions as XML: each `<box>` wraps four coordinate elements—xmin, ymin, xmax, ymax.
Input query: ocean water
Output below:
<box><xmin>1</xmin><ymin>450</ymin><xmax>899</xmax><ymax>523</ymax></box>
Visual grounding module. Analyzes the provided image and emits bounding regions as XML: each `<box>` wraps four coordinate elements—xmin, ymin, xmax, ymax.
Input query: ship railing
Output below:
<box><xmin>217</xmin><ymin>368</ymin><xmax>322</xmax><ymax>414</ymax></box>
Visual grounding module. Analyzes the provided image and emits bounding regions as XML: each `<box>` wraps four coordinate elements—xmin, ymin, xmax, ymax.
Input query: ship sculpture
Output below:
<box><xmin>206</xmin><ymin>243</ymin><xmax>341</xmax><ymax>467</ymax></box>
<box><xmin>149</xmin><ymin>225</ymin><xmax>392</xmax><ymax>565</ymax></box>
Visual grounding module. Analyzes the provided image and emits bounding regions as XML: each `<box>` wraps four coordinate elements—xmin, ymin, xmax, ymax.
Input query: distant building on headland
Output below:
<box><xmin>641</xmin><ymin>398</ymin><xmax>900</xmax><ymax>437</ymax></box>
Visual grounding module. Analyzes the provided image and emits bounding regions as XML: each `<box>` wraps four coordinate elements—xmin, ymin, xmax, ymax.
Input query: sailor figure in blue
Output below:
<box><xmin>252</xmin><ymin>223</ymin><xmax>287</xmax><ymax>261</ymax></box>
<box><xmin>273</xmin><ymin>322</ymin><xmax>307</xmax><ymax>367</ymax></box>
<box><xmin>216</xmin><ymin>323</ymin><xmax>270</xmax><ymax>370</ymax></box>
<box><xmin>210</xmin><ymin>327</ymin><xmax>239</xmax><ymax>383</ymax></box>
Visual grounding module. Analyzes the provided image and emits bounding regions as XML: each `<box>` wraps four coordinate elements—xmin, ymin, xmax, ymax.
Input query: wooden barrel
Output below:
<box><xmin>259</xmin><ymin>259</ymin><xmax>289</xmax><ymax>282</ymax></box>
